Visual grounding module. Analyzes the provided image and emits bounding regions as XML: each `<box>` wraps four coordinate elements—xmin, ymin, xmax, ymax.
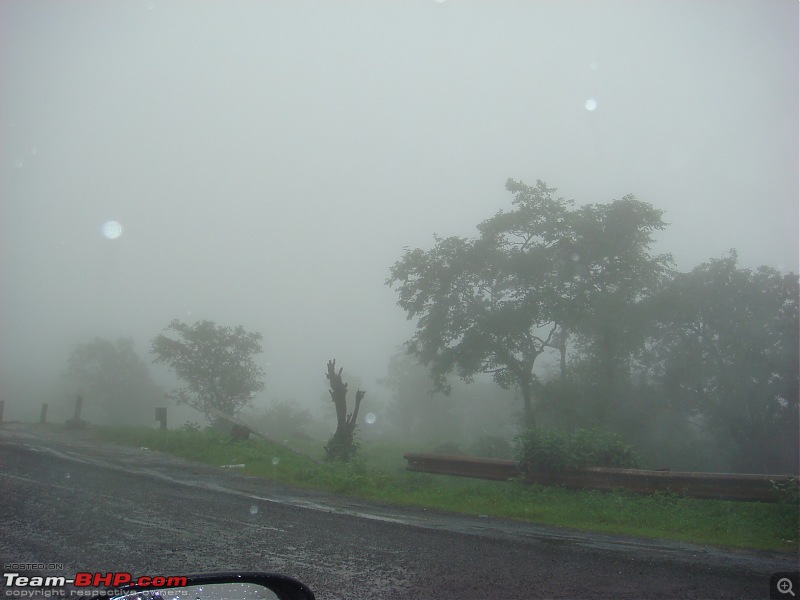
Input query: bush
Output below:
<box><xmin>515</xmin><ymin>427</ymin><xmax>640</xmax><ymax>475</ymax></box>
<box><xmin>324</xmin><ymin>432</ymin><xmax>360</xmax><ymax>462</ymax></box>
<box><xmin>770</xmin><ymin>477</ymin><xmax>800</xmax><ymax>505</ymax></box>
<box><xmin>569</xmin><ymin>428</ymin><xmax>640</xmax><ymax>470</ymax></box>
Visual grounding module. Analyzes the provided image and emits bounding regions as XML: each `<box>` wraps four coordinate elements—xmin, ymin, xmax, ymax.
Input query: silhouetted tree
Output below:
<box><xmin>324</xmin><ymin>359</ymin><xmax>365</xmax><ymax>461</ymax></box>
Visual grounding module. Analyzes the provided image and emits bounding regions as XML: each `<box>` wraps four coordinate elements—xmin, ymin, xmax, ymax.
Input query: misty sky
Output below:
<box><xmin>1</xmin><ymin>1</ymin><xmax>797</xmax><ymax>421</ymax></box>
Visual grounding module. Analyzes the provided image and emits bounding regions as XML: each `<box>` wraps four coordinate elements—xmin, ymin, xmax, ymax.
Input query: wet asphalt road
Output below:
<box><xmin>0</xmin><ymin>425</ymin><xmax>796</xmax><ymax>599</ymax></box>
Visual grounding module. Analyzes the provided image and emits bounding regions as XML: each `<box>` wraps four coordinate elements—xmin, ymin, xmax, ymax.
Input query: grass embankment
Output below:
<box><xmin>92</xmin><ymin>427</ymin><xmax>798</xmax><ymax>552</ymax></box>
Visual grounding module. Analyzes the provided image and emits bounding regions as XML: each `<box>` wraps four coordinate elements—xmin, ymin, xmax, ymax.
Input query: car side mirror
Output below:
<box><xmin>109</xmin><ymin>572</ymin><xmax>314</xmax><ymax>600</ymax></box>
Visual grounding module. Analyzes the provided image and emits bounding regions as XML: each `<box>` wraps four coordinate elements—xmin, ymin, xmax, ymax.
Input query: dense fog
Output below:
<box><xmin>1</xmin><ymin>1</ymin><xmax>797</xmax><ymax>471</ymax></box>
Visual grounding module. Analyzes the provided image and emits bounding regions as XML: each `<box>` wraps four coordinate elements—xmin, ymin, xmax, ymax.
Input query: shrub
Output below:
<box><xmin>569</xmin><ymin>428</ymin><xmax>641</xmax><ymax>470</ymax></box>
<box><xmin>324</xmin><ymin>432</ymin><xmax>360</xmax><ymax>462</ymax></box>
<box><xmin>515</xmin><ymin>427</ymin><xmax>640</xmax><ymax>475</ymax></box>
<box><xmin>769</xmin><ymin>477</ymin><xmax>800</xmax><ymax>505</ymax></box>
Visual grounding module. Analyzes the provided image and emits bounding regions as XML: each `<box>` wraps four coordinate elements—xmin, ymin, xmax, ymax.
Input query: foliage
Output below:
<box><xmin>324</xmin><ymin>432</ymin><xmax>360</xmax><ymax>463</ymax></box>
<box><xmin>514</xmin><ymin>427</ymin><xmax>640</xmax><ymax>475</ymax></box>
<box><xmin>769</xmin><ymin>477</ymin><xmax>800</xmax><ymax>505</ymax></box>
<box><xmin>387</xmin><ymin>178</ymin><xmax>671</xmax><ymax>425</ymax></box>
<box><xmin>530</xmin><ymin>249</ymin><xmax>799</xmax><ymax>475</ymax></box>
<box><xmin>151</xmin><ymin>319</ymin><xmax>265</xmax><ymax>424</ymax></box>
<box><xmin>643</xmin><ymin>252</ymin><xmax>799</xmax><ymax>473</ymax></box>
<box><xmin>63</xmin><ymin>337</ymin><xmax>161</xmax><ymax>425</ymax></box>
<box><xmin>180</xmin><ymin>421</ymin><xmax>202</xmax><ymax>433</ymax></box>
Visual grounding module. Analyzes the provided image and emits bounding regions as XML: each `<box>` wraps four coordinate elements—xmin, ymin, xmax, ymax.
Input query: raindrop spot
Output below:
<box><xmin>101</xmin><ymin>220</ymin><xmax>123</xmax><ymax>240</ymax></box>
<box><xmin>585</xmin><ymin>98</ymin><xmax>598</xmax><ymax>111</ymax></box>
<box><xmin>365</xmin><ymin>413</ymin><xmax>377</xmax><ymax>425</ymax></box>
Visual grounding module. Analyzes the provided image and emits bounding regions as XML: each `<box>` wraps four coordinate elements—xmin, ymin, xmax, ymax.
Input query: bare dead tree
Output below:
<box><xmin>324</xmin><ymin>359</ymin><xmax>365</xmax><ymax>461</ymax></box>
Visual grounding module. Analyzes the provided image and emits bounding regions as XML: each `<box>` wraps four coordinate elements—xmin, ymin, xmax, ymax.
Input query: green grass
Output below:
<box><xmin>91</xmin><ymin>427</ymin><xmax>799</xmax><ymax>553</ymax></box>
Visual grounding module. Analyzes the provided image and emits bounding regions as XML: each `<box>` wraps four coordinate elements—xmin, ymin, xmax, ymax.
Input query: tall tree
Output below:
<box><xmin>644</xmin><ymin>252</ymin><xmax>799</xmax><ymax>473</ymax></box>
<box><xmin>63</xmin><ymin>337</ymin><xmax>161</xmax><ymax>425</ymax></box>
<box><xmin>387</xmin><ymin>178</ymin><xmax>670</xmax><ymax>426</ymax></box>
<box><xmin>151</xmin><ymin>319</ymin><xmax>265</xmax><ymax>424</ymax></box>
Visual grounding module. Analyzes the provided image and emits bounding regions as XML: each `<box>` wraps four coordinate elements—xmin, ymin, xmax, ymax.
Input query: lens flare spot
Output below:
<box><xmin>101</xmin><ymin>220</ymin><xmax>123</xmax><ymax>239</ymax></box>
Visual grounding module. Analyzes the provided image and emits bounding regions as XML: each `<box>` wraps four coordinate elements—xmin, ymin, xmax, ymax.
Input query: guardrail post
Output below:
<box><xmin>73</xmin><ymin>395</ymin><xmax>83</xmax><ymax>420</ymax></box>
<box><xmin>155</xmin><ymin>407</ymin><xmax>167</xmax><ymax>430</ymax></box>
<box><xmin>0</xmin><ymin>399</ymin><xmax>4</xmax><ymax>424</ymax></box>
<box><xmin>40</xmin><ymin>403</ymin><xmax>48</xmax><ymax>424</ymax></box>
<box><xmin>65</xmin><ymin>395</ymin><xmax>86</xmax><ymax>429</ymax></box>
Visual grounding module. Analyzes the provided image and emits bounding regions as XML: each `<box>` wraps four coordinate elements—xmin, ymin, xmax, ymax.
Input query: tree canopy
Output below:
<box><xmin>644</xmin><ymin>252</ymin><xmax>799</xmax><ymax>472</ymax></box>
<box><xmin>387</xmin><ymin>178</ymin><xmax>671</xmax><ymax>425</ymax></box>
<box><xmin>151</xmin><ymin>319</ymin><xmax>266</xmax><ymax>424</ymax></box>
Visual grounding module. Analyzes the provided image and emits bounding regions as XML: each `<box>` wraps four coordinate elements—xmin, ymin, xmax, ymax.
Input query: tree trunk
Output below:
<box><xmin>520</xmin><ymin>377</ymin><xmax>535</xmax><ymax>428</ymax></box>
<box><xmin>325</xmin><ymin>359</ymin><xmax>365</xmax><ymax>461</ymax></box>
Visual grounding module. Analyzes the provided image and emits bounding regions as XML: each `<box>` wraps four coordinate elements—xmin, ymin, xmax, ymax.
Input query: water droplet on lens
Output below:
<box><xmin>101</xmin><ymin>220</ymin><xmax>123</xmax><ymax>239</ymax></box>
<box><xmin>271</xmin><ymin>457</ymin><xmax>280</xmax><ymax>466</ymax></box>
<box><xmin>365</xmin><ymin>413</ymin><xmax>376</xmax><ymax>425</ymax></box>
<box><xmin>65</xmin><ymin>472</ymin><xmax>71</xmax><ymax>479</ymax></box>
<box><xmin>585</xmin><ymin>98</ymin><xmax>598</xmax><ymax>111</ymax></box>
<box><xmin>249</xmin><ymin>505</ymin><xmax>258</xmax><ymax>515</ymax></box>
<box><xmin>571</xmin><ymin>253</ymin><xmax>580</xmax><ymax>262</ymax></box>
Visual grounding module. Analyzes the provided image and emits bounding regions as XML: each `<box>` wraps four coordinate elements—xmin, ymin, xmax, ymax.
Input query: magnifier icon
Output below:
<box><xmin>778</xmin><ymin>578</ymin><xmax>795</xmax><ymax>596</ymax></box>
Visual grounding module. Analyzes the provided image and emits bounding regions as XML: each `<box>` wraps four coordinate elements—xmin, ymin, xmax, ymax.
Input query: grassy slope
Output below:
<box><xmin>91</xmin><ymin>427</ymin><xmax>799</xmax><ymax>553</ymax></box>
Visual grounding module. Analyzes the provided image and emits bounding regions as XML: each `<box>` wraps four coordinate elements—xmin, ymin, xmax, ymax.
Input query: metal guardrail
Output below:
<box><xmin>404</xmin><ymin>453</ymin><xmax>520</xmax><ymax>481</ymax></box>
<box><xmin>403</xmin><ymin>453</ymin><xmax>798</xmax><ymax>502</ymax></box>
